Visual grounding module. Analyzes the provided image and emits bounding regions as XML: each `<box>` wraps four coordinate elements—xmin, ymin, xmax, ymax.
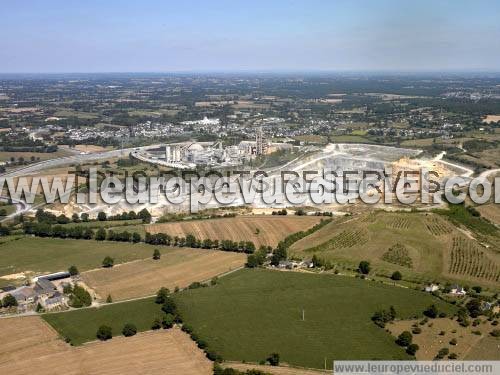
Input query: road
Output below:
<box><xmin>0</xmin><ymin>144</ymin><xmax>163</xmax><ymax>178</ymax></box>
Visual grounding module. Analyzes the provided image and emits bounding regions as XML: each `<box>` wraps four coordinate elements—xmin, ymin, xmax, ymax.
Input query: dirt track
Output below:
<box><xmin>0</xmin><ymin>316</ymin><xmax>211</xmax><ymax>375</ymax></box>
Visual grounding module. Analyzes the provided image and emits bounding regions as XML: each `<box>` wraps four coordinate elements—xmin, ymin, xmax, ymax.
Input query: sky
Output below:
<box><xmin>1</xmin><ymin>0</ymin><xmax>500</xmax><ymax>73</ymax></box>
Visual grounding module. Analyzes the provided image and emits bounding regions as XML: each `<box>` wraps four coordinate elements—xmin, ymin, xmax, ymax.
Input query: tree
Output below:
<box><xmin>97</xmin><ymin>211</ymin><xmax>107</xmax><ymax>221</ymax></box>
<box><xmin>472</xmin><ymin>286</ymin><xmax>482</xmax><ymax>294</ymax></box>
<box><xmin>155</xmin><ymin>287</ymin><xmax>170</xmax><ymax>304</ymax></box>
<box><xmin>106</xmin><ymin>294</ymin><xmax>113</xmax><ymax>303</ymax></box>
<box><xmin>122</xmin><ymin>323</ymin><xmax>137</xmax><ymax>337</ymax></box>
<box><xmin>423</xmin><ymin>304</ymin><xmax>439</xmax><ymax>319</ymax></box>
<box><xmin>161</xmin><ymin>297</ymin><xmax>177</xmax><ymax>315</ymax></box>
<box><xmin>267</xmin><ymin>353</ymin><xmax>280</xmax><ymax>366</ymax></box>
<box><xmin>138</xmin><ymin>208</ymin><xmax>152</xmax><ymax>223</ymax></box>
<box><xmin>406</xmin><ymin>343</ymin><xmax>419</xmax><ymax>356</ymax></box>
<box><xmin>132</xmin><ymin>232</ymin><xmax>141</xmax><ymax>243</ymax></box>
<box><xmin>162</xmin><ymin>314</ymin><xmax>174</xmax><ymax>329</ymax></box>
<box><xmin>153</xmin><ymin>249</ymin><xmax>161</xmax><ymax>260</ymax></box>
<box><xmin>358</xmin><ymin>261</ymin><xmax>371</xmax><ymax>275</ymax></box>
<box><xmin>96</xmin><ymin>325</ymin><xmax>112</xmax><ymax>341</ymax></box>
<box><xmin>2</xmin><ymin>294</ymin><xmax>18</xmax><ymax>308</ymax></box>
<box><xmin>396</xmin><ymin>331</ymin><xmax>413</xmax><ymax>347</ymax></box>
<box><xmin>466</xmin><ymin>299</ymin><xmax>482</xmax><ymax>318</ymax></box>
<box><xmin>95</xmin><ymin>228</ymin><xmax>106</xmax><ymax>241</ymax></box>
<box><xmin>81</xmin><ymin>213</ymin><xmax>89</xmax><ymax>222</ymax></box>
<box><xmin>68</xmin><ymin>265</ymin><xmax>79</xmax><ymax>276</ymax></box>
<box><xmin>102</xmin><ymin>256</ymin><xmax>114</xmax><ymax>268</ymax></box>
<box><xmin>391</xmin><ymin>271</ymin><xmax>402</xmax><ymax>280</ymax></box>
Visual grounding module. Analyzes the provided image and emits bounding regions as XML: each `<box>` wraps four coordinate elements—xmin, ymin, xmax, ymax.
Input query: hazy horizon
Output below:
<box><xmin>2</xmin><ymin>0</ymin><xmax>499</xmax><ymax>73</ymax></box>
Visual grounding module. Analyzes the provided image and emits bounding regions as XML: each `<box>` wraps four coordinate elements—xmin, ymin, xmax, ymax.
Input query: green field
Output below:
<box><xmin>62</xmin><ymin>219</ymin><xmax>143</xmax><ymax>229</ymax></box>
<box><xmin>0</xmin><ymin>236</ymin><xmax>163</xmax><ymax>277</ymax></box>
<box><xmin>174</xmin><ymin>269</ymin><xmax>456</xmax><ymax>369</ymax></box>
<box><xmin>43</xmin><ymin>297</ymin><xmax>162</xmax><ymax>345</ymax></box>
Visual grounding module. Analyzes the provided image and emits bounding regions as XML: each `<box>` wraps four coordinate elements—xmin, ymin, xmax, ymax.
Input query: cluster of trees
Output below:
<box><xmin>65</xmin><ymin>284</ymin><xmax>92</xmax><ymax>308</ymax></box>
<box><xmin>371</xmin><ymin>306</ymin><xmax>397</xmax><ymax>328</ymax></box>
<box><xmin>271</xmin><ymin>209</ymin><xmax>288</xmax><ymax>216</ymax></box>
<box><xmin>246</xmin><ymin>246</ymin><xmax>272</xmax><ymax>268</ymax></box>
<box><xmin>213</xmin><ymin>365</ymin><xmax>270</xmax><ymax>375</ymax></box>
<box><xmin>294</xmin><ymin>208</ymin><xmax>333</xmax><ymax>217</ymax></box>
<box><xmin>34</xmin><ymin>208</ymin><xmax>152</xmax><ymax>226</ymax></box>
<box><xmin>145</xmin><ymin>232</ymin><xmax>256</xmax><ymax>254</ymax></box>
<box><xmin>156</xmin><ymin>211</ymin><xmax>236</xmax><ymax>223</ymax></box>
<box><xmin>395</xmin><ymin>331</ymin><xmax>419</xmax><ymax>356</ymax></box>
<box><xmin>24</xmin><ymin>222</ymin><xmax>94</xmax><ymax>239</ymax></box>
<box><xmin>98</xmin><ymin>208</ymin><xmax>151</xmax><ymax>223</ymax></box>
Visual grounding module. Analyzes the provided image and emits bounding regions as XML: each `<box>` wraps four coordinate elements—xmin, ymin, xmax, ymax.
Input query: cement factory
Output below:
<box><xmin>131</xmin><ymin>127</ymin><xmax>293</xmax><ymax>169</ymax></box>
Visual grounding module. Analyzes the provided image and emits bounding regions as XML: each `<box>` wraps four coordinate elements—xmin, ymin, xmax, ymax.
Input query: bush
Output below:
<box><xmin>412</xmin><ymin>327</ymin><xmax>422</xmax><ymax>334</ymax></box>
<box><xmin>391</xmin><ymin>271</ymin><xmax>402</xmax><ymax>281</ymax></box>
<box><xmin>153</xmin><ymin>249</ymin><xmax>161</xmax><ymax>260</ymax></box>
<box><xmin>490</xmin><ymin>329</ymin><xmax>500</xmax><ymax>337</ymax></box>
<box><xmin>435</xmin><ymin>347</ymin><xmax>449</xmax><ymax>360</ymax></box>
<box><xmin>96</xmin><ymin>325</ymin><xmax>112</xmax><ymax>341</ymax></box>
<box><xmin>151</xmin><ymin>318</ymin><xmax>161</xmax><ymax>330</ymax></box>
<box><xmin>68</xmin><ymin>265</ymin><xmax>79</xmax><ymax>276</ymax></box>
<box><xmin>267</xmin><ymin>352</ymin><xmax>280</xmax><ymax>366</ymax></box>
<box><xmin>358</xmin><ymin>261</ymin><xmax>371</xmax><ymax>275</ymax></box>
<box><xmin>448</xmin><ymin>353</ymin><xmax>458</xmax><ymax>360</ymax></box>
<box><xmin>122</xmin><ymin>323</ymin><xmax>137</xmax><ymax>337</ymax></box>
<box><xmin>102</xmin><ymin>256</ymin><xmax>114</xmax><ymax>268</ymax></box>
<box><xmin>449</xmin><ymin>338</ymin><xmax>457</xmax><ymax>345</ymax></box>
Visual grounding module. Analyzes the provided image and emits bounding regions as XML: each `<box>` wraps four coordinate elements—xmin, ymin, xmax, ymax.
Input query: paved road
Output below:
<box><xmin>0</xmin><ymin>144</ymin><xmax>163</xmax><ymax>178</ymax></box>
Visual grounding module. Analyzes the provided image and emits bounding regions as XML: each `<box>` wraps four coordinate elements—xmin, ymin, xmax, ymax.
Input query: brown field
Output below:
<box><xmin>388</xmin><ymin>318</ymin><xmax>500</xmax><ymax>360</ymax></box>
<box><xmin>82</xmin><ymin>248</ymin><xmax>246</xmax><ymax>300</ymax></box>
<box><xmin>224</xmin><ymin>362</ymin><xmax>328</xmax><ymax>374</ymax></box>
<box><xmin>0</xmin><ymin>316</ymin><xmax>211</xmax><ymax>375</ymax></box>
<box><xmin>147</xmin><ymin>216</ymin><xmax>322</xmax><ymax>248</ymax></box>
<box><xmin>70</xmin><ymin>144</ymin><xmax>114</xmax><ymax>153</ymax></box>
<box><xmin>476</xmin><ymin>203</ymin><xmax>500</xmax><ymax>225</ymax></box>
<box><xmin>482</xmin><ymin>115</ymin><xmax>500</xmax><ymax>124</ymax></box>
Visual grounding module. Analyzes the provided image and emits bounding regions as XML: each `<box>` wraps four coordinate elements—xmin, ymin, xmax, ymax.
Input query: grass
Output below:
<box><xmin>62</xmin><ymin>219</ymin><xmax>143</xmax><ymax>229</ymax></box>
<box><xmin>42</xmin><ymin>297</ymin><xmax>162</xmax><ymax>345</ymax></box>
<box><xmin>173</xmin><ymin>269</ymin><xmax>456</xmax><ymax>369</ymax></box>
<box><xmin>0</xmin><ymin>236</ymin><xmax>162</xmax><ymax>277</ymax></box>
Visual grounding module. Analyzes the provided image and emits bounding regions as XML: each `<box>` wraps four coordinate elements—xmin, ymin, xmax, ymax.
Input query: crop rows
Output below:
<box><xmin>381</xmin><ymin>243</ymin><xmax>413</xmax><ymax>268</ymax></box>
<box><xmin>448</xmin><ymin>237</ymin><xmax>499</xmax><ymax>282</ymax></box>
<box><xmin>425</xmin><ymin>217</ymin><xmax>452</xmax><ymax>236</ymax></box>
<box><xmin>306</xmin><ymin>230</ymin><xmax>367</xmax><ymax>253</ymax></box>
<box><xmin>388</xmin><ymin>217</ymin><xmax>410</xmax><ymax>230</ymax></box>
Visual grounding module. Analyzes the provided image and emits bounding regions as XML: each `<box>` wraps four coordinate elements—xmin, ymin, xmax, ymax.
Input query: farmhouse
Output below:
<box><xmin>0</xmin><ymin>272</ymin><xmax>71</xmax><ymax>312</ymax></box>
<box><xmin>449</xmin><ymin>285</ymin><xmax>467</xmax><ymax>296</ymax></box>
